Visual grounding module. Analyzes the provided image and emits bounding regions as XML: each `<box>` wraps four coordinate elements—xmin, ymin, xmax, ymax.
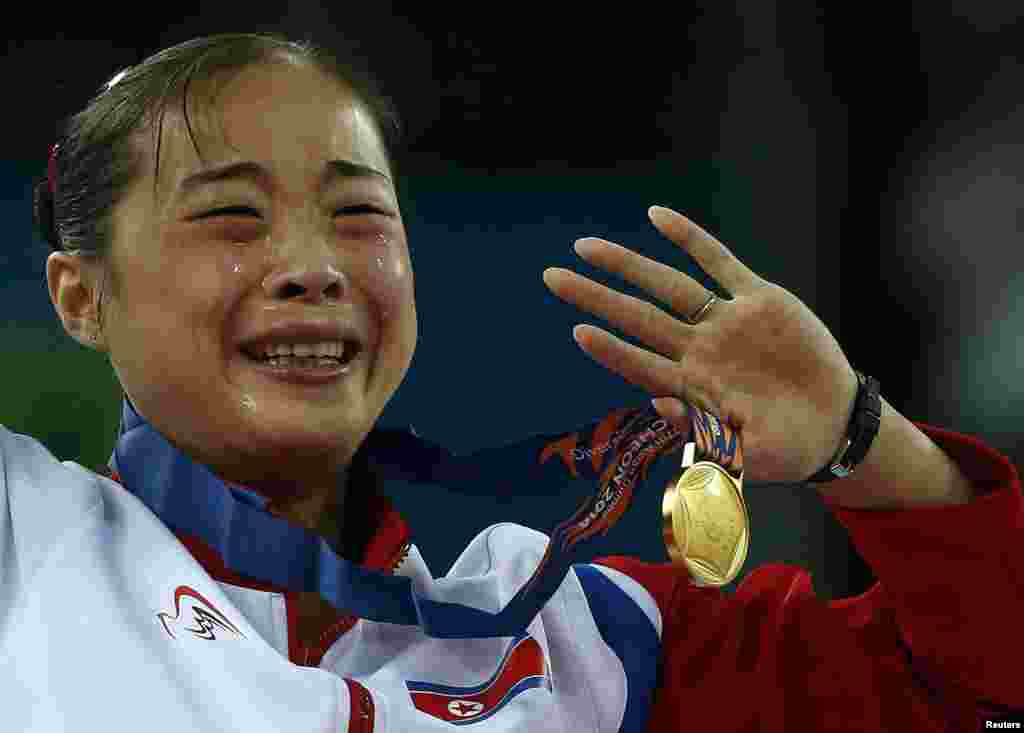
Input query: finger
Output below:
<box><xmin>572</xmin><ymin>323</ymin><xmax>685</xmax><ymax>397</ymax></box>
<box><xmin>651</xmin><ymin>396</ymin><xmax>690</xmax><ymax>425</ymax></box>
<box><xmin>648</xmin><ymin>207</ymin><xmax>762</xmax><ymax>295</ymax></box>
<box><xmin>573</xmin><ymin>237</ymin><xmax>714</xmax><ymax>324</ymax></box>
<box><xmin>544</xmin><ymin>267</ymin><xmax>688</xmax><ymax>360</ymax></box>
<box><xmin>573</xmin><ymin>325</ymin><xmax>717</xmax><ymax>415</ymax></box>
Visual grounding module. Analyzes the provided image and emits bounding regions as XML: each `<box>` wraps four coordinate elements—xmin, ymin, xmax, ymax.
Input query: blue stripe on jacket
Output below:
<box><xmin>574</xmin><ymin>564</ymin><xmax>661</xmax><ymax>733</ymax></box>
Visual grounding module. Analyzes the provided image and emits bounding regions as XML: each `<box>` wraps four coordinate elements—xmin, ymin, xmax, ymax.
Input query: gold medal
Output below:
<box><xmin>661</xmin><ymin>411</ymin><xmax>748</xmax><ymax>587</ymax></box>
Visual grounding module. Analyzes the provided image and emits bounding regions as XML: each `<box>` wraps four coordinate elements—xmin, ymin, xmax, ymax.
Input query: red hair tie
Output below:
<box><xmin>47</xmin><ymin>143</ymin><xmax>60</xmax><ymax>198</ymax></box>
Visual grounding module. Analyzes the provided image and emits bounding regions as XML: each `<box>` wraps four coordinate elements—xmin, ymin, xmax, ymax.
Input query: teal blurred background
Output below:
<box><xmin>5</xmin><ymin>6</ymin><xmax>1024</xmax><ymax>600</ymax></box>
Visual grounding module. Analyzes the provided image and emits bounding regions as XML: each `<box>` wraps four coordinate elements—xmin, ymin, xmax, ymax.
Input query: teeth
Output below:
<box><xmin>264</xmin><ymin>356</ymin><xmax>341</xmax><ymax>369</ymax></box>
<box><xmin>260</xmin><ymin>341</ymin><xmax>345</xmax><ymax>359</ymax></box>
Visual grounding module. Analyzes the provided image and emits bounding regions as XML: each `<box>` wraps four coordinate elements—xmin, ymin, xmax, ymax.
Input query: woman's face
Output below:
<box><xmin>54</xmin><ymin>59</ymin><xmax>417</xmax><ymax>500</ymax></box>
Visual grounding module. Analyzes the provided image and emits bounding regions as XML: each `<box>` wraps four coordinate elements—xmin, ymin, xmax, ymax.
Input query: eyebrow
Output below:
<box><xmin>175</xmin><ymin>159</ymin><xmax>390</xmax><ymax>199</ymax></box>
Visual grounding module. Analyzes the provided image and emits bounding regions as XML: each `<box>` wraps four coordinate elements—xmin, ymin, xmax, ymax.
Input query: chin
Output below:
<box><xmin>242</xmin><ymin>410</ymin><xmax>368</xmax><ymax>456</ymax></box>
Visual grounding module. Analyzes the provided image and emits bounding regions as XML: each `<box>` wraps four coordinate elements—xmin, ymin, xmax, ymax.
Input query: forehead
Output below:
<box><xmin>150</xmin><ymin>60</ymin><xmax>390</xmax><ymax>198</ymax></box>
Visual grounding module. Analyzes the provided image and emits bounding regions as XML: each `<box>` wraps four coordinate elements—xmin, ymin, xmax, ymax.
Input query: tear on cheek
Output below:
<box><xmin>363</xmin><ymin>247</ymin><xmax>413</xmax><ymax>323</ymax></box>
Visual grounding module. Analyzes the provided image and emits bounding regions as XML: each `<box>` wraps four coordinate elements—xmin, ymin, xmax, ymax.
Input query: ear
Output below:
<box><xmin>46</xmin><ymin>252</ymin><xmax>106</xmax><ymax>351</ymax></box>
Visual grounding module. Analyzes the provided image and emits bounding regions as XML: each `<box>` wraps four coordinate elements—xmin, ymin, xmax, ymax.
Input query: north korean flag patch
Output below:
<box><xmin>406</xmin><ymin>633</ymin><xmax>551</xmax><ymax>725</ymax></box>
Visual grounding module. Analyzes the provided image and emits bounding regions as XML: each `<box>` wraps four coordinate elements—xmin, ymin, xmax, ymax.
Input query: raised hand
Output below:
<box><xmin>542</xmin><ymin>206</ymin><xmax>858</xmax><ymax>484</ymax></box>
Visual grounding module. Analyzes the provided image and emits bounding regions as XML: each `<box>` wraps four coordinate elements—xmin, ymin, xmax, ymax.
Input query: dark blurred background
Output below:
<box><xmin>2</xmin><ymin>2</ymin><xmax>1022</xmax><ymax>599</ymax></box>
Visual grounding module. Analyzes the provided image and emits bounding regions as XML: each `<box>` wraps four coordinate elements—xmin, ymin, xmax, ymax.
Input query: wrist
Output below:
<box><xmin>806</xmin><ymin>368</ymin><xmax>880</xmax><ymax>484</ymax></box>
<box><xmin>815</xmin><ymin>395</ymin><xmax>975</xmax><ymax>509</ymax></box>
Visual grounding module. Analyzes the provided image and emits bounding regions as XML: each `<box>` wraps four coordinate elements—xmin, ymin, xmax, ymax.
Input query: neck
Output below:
<box><xmin>244</xmin><ymin>466</ymin><xmax>350</xmax><ymax>552</ymax></box>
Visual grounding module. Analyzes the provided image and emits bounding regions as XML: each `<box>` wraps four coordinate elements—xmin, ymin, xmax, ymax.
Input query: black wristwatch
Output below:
<box><xmin>805</xmin><ymin>369</ymin><xmax>882</xmax><ymax>483</ymax></box>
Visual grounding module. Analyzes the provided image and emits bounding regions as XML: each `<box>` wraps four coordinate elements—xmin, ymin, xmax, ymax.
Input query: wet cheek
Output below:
<box><xmin>193</xmin><ymin>249</ymin><xmax>253</xmax><ymax>353</ymax></box>
<box><xmin>214</xmin><ymin>245</ymin><xmax>254</xmax><ymax>298</ymax></box>
<box><xmin>362</xmin><ymin>236</ymin><xmax>413</xmax><ymax>325</ymax></box>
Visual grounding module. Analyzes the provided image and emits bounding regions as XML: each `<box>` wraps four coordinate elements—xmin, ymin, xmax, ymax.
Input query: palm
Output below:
<box><xmin>542</xmin><ymin>207</ymin><xmax>858</xmax><ymax>484</ymax></box>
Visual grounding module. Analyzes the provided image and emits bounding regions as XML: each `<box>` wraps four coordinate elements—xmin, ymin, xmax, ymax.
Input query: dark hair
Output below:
<box><xmin>32</xmin><ymin>32</ymin><xmax>404</xmax><ymax>331</ymax></box>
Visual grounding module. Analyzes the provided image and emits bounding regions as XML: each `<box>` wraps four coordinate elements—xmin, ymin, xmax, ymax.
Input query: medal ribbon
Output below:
<box><xmin>110</xmin><ymin>397</ymin><xmax>717</xmax><ymax>639</ymax></box>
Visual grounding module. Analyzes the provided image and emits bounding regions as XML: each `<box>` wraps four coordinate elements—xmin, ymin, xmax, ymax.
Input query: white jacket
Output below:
<box><xmin>0</xmin><ymin>424</ymin><xmax>664</xmax><ymax>732</ymax></box>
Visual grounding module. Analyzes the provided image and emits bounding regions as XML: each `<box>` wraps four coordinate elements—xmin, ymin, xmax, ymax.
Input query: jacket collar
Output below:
<box><xmin>103</xmin><ymin>395</ymin><xmax>419</xmax><ymax>599</ymax></box>
<box><xmin>98</xmin><ymin>463</ymin><xmax>411</xmax><ymax>592</ymax></box>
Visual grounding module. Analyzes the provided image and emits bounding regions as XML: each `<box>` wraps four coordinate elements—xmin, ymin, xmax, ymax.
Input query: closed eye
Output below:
<box><xmin>196</xmin><ymin>206</ymin><xmax>261</xmax><ymax>219</ymax></box>
<box><xmin>335</xmin><ymin>205</ymin><xmax>391</xmax><ymax>217</ymax></box>
<box><xmin>195</xmin><ymin>205</ymin><xmax>389</xmax><ymax>219</ymax></box>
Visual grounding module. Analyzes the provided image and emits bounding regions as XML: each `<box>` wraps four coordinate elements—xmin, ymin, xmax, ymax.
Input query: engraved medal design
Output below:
<box><xmin>661</xmin><ymin>405</ymin><xmax>748</xmax><ymax>586</ymax></box>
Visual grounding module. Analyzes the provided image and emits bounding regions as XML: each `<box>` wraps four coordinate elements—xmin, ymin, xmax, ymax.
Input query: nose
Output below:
<box><xmin>261</xmin><ymin>265</ymin><xmax>347</xmax><ymax>304</ymax></box>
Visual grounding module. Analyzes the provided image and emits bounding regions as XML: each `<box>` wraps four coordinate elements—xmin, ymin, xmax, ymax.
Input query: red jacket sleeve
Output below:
<box><xmin>595</xmin><ymin>422</ymin><xmax>1023</xmax><ymax>732</ymax></box>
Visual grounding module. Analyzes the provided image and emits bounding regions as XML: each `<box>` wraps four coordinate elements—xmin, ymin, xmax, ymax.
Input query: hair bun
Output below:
<box><xmin>33</xmin><ymin>176</ymin><xmax>61</xmax><ymax>251</ymax></box>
